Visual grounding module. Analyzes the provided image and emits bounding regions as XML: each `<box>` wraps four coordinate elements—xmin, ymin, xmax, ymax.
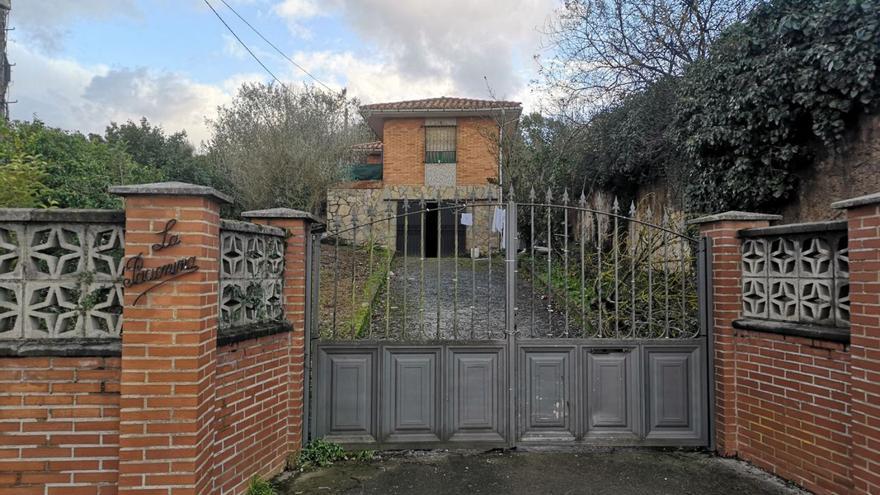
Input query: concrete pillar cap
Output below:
<box><xmin>831</xmin><ymin>191</ymin><xmax>880</xmax><ymax>210</ymax></box>
<box><xmin>241</xmin><ymin>207</ymin><xmax>322</xmax><ymax>224</ymax></box>
<box><xmin>109</xmin><ymin>181</ymin><xmax>232</xmax><ymax>204</ymax></box>
<box><xmin>687</xmin><ymin>211</ymin><xmax>782</xmax><ymax>225</ymax></box>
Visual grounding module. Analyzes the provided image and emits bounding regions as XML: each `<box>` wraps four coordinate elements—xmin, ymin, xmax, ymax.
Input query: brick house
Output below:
<box><xmin>327</xmin><ymin>97</ymin><xmax>522</xmax><ymax>256</ymax></box>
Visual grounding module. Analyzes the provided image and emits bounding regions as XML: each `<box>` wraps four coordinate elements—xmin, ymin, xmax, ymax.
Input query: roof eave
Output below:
<box><xmin>363</xmin><ymin>106</ymin><xmax>523</xmax><ymax>138</ymax></box>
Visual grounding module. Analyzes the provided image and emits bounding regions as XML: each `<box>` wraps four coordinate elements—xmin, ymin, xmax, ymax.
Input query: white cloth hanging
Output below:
<box><xmin>492</xmin><ymin>207</ymin><xmax>505</xmax><ymax>232</ymax></box>
<box><xmin>492</xmin><ymin>207</ymin><xmax>507</xmax><ymax>249</ymax></box>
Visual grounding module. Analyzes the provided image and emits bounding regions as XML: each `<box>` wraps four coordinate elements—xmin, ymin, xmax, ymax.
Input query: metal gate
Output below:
<box><xmin>305</xmin><ymin>190</ymin><xmax>712</xmax><ymax>449</ymax></box>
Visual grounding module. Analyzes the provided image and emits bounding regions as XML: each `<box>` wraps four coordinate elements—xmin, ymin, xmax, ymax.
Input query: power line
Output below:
<box><xmin>217</xmin><ymin>0</ymin><xmax>336</xmax><ymax>94</ymax></box>
<box><xmin>202</xmin><ymin>0</ymin><xmax>285</xmax><ymax>87</ymax></box>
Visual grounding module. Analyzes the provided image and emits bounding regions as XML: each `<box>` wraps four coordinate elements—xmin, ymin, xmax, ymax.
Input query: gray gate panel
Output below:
<box><xmin>518</xmin><ymin>347</ymin><xmax>576</xmax><ymax>442</ymax></box>
<box><xmin>447</xmin><ymin>347</ymin><xmax>505</xmax><ymax>443</ymax></box>
<box><xmin>584</xmin><ymin>347</ymin><xmax>639</xmax><ymax>439</ymax></box>
<box><xmin>644</xmin><ymin>345</ymin><xmax>704</xmax><ymax>442</ymax></box>
<box><xmin>316</xmin><ymin>347</ymin><xmax>377</xmax><ymax>444</ymax></box>
<box><xmin>382</xmin><ymin>348</ymin><xmax>441</xmax><ymax>443</ymax></box>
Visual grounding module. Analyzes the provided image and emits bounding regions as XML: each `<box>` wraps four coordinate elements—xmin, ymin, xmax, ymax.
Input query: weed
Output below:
<box><xmin>294</xmin><ymin>439</ymin><xmax>375</xmax><ymax>471</ymax></box>
<box><xmin>245</xmin><ymin>475</ymin><xmax>276</xmax><ymax>495</ymax></box>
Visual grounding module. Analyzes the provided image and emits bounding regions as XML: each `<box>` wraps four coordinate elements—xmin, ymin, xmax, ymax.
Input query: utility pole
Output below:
<box><xmin>0</xmin><ymin>0</ymin><xmax>10</xmax><ymax>120</ymax></box>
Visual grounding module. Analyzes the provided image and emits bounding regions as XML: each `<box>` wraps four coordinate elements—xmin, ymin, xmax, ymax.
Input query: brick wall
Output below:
<box><xmin>383</xmin><ymin>119</ymin><xmax>425</xmax><ymax>186</ymax></box>
<box><xmin>0</xmin><ymin>356</ymin><xmax>121</xmax><ymax>495</ymax></box>
<box><xmin>456</xmin><ymin>117</ymin><xmax>499</xmax><ymax>186</ymax></box>
<box><xmin>117</xmin><ymin>194</ymin><xmax>221</xmax><ymax>495</ymax></box>
<box><xmin>214</xmin><ymin>332</ymin><xmax>293</xmax><ymax>495</ymax></box>
<box><xmin>697</xmin><ymin>195</ymin><xmax>880</xmax><ymax>495</ymax></box>
<box><xmin>844</xmin><ymin>199</ymin><xmax>880</xmax><ymax>494</ymax></box>
<box><xmin>697</xmin><ymin>215</ymin><xmax>779</xmax><ymax>455</ymax></box>
<box><xmin>732</xmin><ymin>330</ymin><xmax>852</xmax><ymax>494</ymax></box>
<box><xmin>382</xmin><ymin>117</ymin><xmax>499</xmax><ymax>186</ymax></box>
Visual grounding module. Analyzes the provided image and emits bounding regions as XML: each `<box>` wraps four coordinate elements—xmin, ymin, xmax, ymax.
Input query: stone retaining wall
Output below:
<box><xmin>327</xmin><ymin>184</ymin><xmax>502</xmax><ymax>254</ymax></box>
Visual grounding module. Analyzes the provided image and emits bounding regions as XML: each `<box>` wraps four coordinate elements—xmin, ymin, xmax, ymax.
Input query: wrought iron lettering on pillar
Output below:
<box><xmin>124</xmin><ymin>219</ymin><xmax>200</xmax><ymax>305</ymax></box>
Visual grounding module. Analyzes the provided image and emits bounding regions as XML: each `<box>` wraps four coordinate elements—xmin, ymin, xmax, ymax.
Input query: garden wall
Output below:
<box><xmin>0</xmin><ymin>356</ymin><xmax>121</xmax><ymax>494</ymax></box>
<box><xmin>695</xmin><ymin>192</ymin><xmax>880</xmax><ymax>495</ymax></box>
<box><xmin>0</xmin><ymin>182</ymin><xmax>319</xmax><ymax>495</ymax></box>
<box><xmin>214</xmin><ymin>331</ymin><xmax>295</xmax><ymax>495</ymax></box>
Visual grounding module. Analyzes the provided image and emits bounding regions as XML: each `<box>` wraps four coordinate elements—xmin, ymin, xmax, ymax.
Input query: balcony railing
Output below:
<box><xmin>347</xmin><ymin>163</ymin><xmax>383</xmax><ymax>181</ymax></box>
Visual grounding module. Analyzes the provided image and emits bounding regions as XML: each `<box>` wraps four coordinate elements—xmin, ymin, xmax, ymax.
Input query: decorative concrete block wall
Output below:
<box><xmin>0</xmin><ymin>183</ymin><xmax>319</xmax><ymax>495</ymax></box>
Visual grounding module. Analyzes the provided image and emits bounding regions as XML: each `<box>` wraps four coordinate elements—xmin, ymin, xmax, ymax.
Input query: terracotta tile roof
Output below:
<box><xmin>352</xmin><ymin>141</ymin><xmax>383</xmax><ymax>152</ymax></box>
<box><xmin>361</xmin><ymin>97</ymin><xmax>521</xmax><ymax>112</ymax></box>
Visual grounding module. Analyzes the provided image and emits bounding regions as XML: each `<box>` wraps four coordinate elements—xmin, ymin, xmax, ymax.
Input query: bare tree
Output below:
<box><xmin>539</xmin><ymin>0</ymin><xmax>759</xmax><ymax>115</ymax></box>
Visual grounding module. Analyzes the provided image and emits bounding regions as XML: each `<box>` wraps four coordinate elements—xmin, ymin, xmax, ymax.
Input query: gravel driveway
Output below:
<box><xmin>367</xmin><ymin>255</ymin><xmax>567</xmax><ymax>340</ymax></box>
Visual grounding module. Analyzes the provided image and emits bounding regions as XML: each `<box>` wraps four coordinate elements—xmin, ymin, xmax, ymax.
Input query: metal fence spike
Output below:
<box><xmin>529</xmin><ymin>186</ymin><xmax>536</xmax><ymax>202</ymax></box>
<box><xmin>545</xmin><ymin>187</ymin><xmax>553</xmax><ymax>203</ymax></box>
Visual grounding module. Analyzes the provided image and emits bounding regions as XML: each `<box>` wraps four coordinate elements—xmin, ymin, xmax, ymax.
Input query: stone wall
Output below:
<box><xmin>327</xmin><ymin>184</ymin><xmax>502</xmax><ymax>254</ymax></box>
<box><xmin>782</xmin><ymin>113</ymin><xmax>880</xmax><ymax>222</ymax></box>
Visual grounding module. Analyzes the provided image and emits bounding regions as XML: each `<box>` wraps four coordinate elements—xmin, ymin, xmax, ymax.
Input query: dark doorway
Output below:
<box><xmin>424</xmin><ymin>202</ymin><xmax>439</xmax><ymax>258</ymax></box>
<box><xmin>396</xmin><ymin>200</ymin><xmax>466</xmax><ymax>257</ymax></box>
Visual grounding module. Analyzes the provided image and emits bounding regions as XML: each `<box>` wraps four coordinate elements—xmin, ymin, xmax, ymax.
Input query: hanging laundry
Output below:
<box><xmin>492</xmin><ymin>207</ymin><xmax>506</xmax><ymax>232</ymax></box>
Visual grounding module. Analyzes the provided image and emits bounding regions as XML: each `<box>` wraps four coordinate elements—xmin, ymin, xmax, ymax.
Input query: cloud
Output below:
<box><xmin>10</xmin><ymin>0</ymin><xmax>142</xmax><ymax>52</ymax></box>
<box><xmin>274</xmin><ymin>0</ymin><xmax>555</xmax><ymax>102</ymax></box>
<box><xmin>9</xmin><ymin>43</ymin><xmax>261</xmax><ymax>145</ymax></box>
<box><xmin>273</xmin><ymin>0</ymin><xmax>324</xmax><ymax>38</ymax></box>
<box><xmin>290</xmin><ymin>51</ymin><xmax>454</xmax><ymax>104</ymax></box>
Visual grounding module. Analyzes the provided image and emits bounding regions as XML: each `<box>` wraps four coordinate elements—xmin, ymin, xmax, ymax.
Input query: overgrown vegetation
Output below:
<box><xmin>527</xmin><ymin>0</ymin><xmax>880</xmax><ymax>214</ymax></box>
<box><xmin>319</xmin><ymin>242</ymin><xmax>394</xmax><ymax>340</ymax></box>
<box><xmin>207</xmin><ymin>84</ymin><xmax>369</xmax><ymax>214</ymax></box>
<box><xmin>679</xmin><ymin>0</ymin><xmax>880</xmax><ymax>211</ymax></box>
<box><xmin>0</xmin><ymin>83</ymin><xmax>365</xmax><ymax>213</ymax></box>
<box><xmin>294</xmin><ymin>439</ymin><xmax>374</xmax><ymax>471</ymax></box>
<box><xmin>0</xmin><ymin>120</ymin><xmax>163</xmax><ymax>208</ymax></box>
<box><xmin>520</xmin><ymin>217</ymin><xmax>699</xmax><ymax>338</ymax></box>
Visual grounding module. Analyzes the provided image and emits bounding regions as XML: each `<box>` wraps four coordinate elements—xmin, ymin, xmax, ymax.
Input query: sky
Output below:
<box><xmin>8</xmin><ymin>0</ymin><xmax>558</xmax><ymax>146</ymax></box>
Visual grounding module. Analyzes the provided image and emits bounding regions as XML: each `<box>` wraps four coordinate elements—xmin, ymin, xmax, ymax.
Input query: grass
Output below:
<box><xmin>351</xmin><ymin>246</ymin><xmax>394</xmax><ymax>338</ymax></box>
<box><xmin>318</xmin><ymin>242</ymin><xmax>393</xmax><ymax>339</ymax></box>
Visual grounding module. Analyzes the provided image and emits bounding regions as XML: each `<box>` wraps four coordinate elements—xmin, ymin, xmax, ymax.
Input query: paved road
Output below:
<box><xmin>277</xmin><ymin>449</ymin><xmax>806</xmax><ymax>495</ymax></box>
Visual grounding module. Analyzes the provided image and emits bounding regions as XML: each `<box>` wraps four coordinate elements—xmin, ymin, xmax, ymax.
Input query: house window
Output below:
<box><xmin>425</xmin><ymin>126</ymin><xmax>456</xmax><ymax>163</ymax></box>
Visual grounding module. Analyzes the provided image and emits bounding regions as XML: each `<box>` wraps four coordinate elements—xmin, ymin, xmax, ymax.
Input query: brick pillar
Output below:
<box><xmin>833</xmin><ymin>193</ymin><xmax>880</xmax><ymax>494</ymax></box>
<box><xmin>242</xmin><ymin>208</ymin><xmax>320</xmax><ymax>452</ymax></box>
<box><xmin>690</xmin><ymin>211</ymin><xmax>781</xmax><ymax>456</ymax></box>
<box><xmin>111</xmin><ymin>182</ymin><xmax>231</xmax><ymax>494</ymax></box>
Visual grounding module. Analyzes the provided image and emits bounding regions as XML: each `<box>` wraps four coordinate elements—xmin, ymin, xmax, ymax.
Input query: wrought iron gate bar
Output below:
<box><xmin>315</xmin><ymin>197</ymin><xmax>699</xmax><ymax>342</ymax></box>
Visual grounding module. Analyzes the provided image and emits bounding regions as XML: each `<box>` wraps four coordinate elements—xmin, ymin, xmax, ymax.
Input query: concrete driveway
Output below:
<box><xmin>276</xmin><ymin>449</ymin><xmax>807</xmax><ymax>495</ymax></box>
